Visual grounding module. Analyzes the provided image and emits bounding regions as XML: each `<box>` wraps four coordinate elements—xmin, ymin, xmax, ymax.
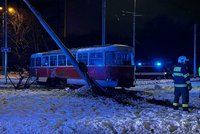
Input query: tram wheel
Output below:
<box><xmin>58</xmin><ymin>78</ymin><xmax>67</xmax><ymax>89</ymax></box>
<box><xmin>46</xmin><ymin>78</ymin><xmax>58</xmax><ymax>88</ymax></box>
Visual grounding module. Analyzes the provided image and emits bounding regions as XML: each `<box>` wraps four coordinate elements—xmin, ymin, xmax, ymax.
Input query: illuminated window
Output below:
<box><xmin>106</xmin><ymin>52</ymin><xmax>131</xmax><ymax>65</ymax></box>
<box><xmin>42</xmin><ymin>56</ymin><xmax>49</xmax><ymax>66</ymax></box>
<box><xmin>78</xmin><ymin>53</ymin><xmax>88</xmax><ymax>65</ymax></box>
<box><xmin>67</xmin><ymin>53</ymin><xmax>76</xmax><ymax>66</ymax></box>
<box><xmin>50</xmin><ymin>56</ymin><xmax>57</xmax><ymax>66</ymax></box>
<box><xmin>122</xmin><ymin>53</ymin><xmax>131</xmax><ymax>65</ymax></box>
<box><xmin>89</xmin><ymin>53</ymin><xmax>103</xmax><ymax>66</ymax></box>
<box><xmin>58</xmin><ymin>55</ymin><xmax>66</xmax><ymax>66</ymax></box>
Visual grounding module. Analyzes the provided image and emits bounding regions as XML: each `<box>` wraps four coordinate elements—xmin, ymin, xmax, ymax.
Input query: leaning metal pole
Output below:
<box><xmin>23</xmin><ymin>0</ymin><xmax>107</xmax><ymax>95</ymax></box>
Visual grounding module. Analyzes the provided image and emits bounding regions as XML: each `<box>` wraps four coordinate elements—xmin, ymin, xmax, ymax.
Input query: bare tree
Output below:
<box><xmin>7</xmin><ymin>7</ymin><xmax>47</xmax><ymax>89</ymax></box>
<box><xmin>9</xmin><ymin>9</ymin><xmax>31</xmax><ymax>68</ymax></box>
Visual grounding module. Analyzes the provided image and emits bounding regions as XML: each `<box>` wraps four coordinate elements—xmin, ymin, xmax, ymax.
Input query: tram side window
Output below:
<box><xmin>78</xmin><ymin>53</ymin><xmax>88</xmax><ymax>65</ymax></box>
<box><xmin>67</xmin><ymin>53</ymin><xmax>76</xmax><ymax>66</ymax></box>
<box><xmin>42</xmin><ymin>56</ymin><xmax>49</xmax><ymax>66</ymax></box>
<box><xmin>58</xmin><ymin>55</ymin><xmax>66</xmax><ymax>66</ymax></box>
<box><xmin>89</xmin><ymin>53</ymin><xmax>103</xmax><ymax>65</ymax></box>
<box><xmin>35</xmin><ymin>57</ymin><xmax>41</xmax><ymax>66</ymax></box>
<box><xmin>50</xmin><ymin>56</ymin><xmax>57</xmax><ymax>66</ymax></box>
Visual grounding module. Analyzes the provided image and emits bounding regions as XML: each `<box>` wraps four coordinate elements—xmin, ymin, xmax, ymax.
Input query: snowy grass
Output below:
<box><xmin>0</xmin><ymin>78</ymin><xmax>200</xmax><ymax>133</ymax></box>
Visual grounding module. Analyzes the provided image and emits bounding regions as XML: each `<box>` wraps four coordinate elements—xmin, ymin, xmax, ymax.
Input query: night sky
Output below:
<box><xmin>6</xmin><ymin>0</ymin><xmax>200</xmax><ymax>66</ymax></box>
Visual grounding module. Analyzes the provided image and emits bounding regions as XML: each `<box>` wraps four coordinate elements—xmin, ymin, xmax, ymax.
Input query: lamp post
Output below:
<box><xmin>0</xmin><ymin>7</ymin><xmax>4</xmax><ymax>77</ymax></box>
<box><xmin>122</xmin><ymin>0</ymin><xmax>141</xmax><ymax>83</ymax></box>
<box><xmin>193</xmin><ymin>24</ymin><xmax>197</xmax><ymax>77</ymax></box>
<box><xmin>0</xmin><ymin>4</ymin><xmax>15</xmax><ymax>84</ymax></box>
<box><xmin>133</xmin><ymin>0</ymin><xmax>136</xmax><ymax>66</ymax></box>
<box><xmin>123</xmin><ymin>0</ymin><xmax>137</xmax><ymax>64</ymax></box>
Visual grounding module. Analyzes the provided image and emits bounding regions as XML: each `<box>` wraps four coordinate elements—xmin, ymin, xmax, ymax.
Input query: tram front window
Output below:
<box><xmin>106</xmin><ymin>52</ymin><xmax>131</xmax><ymax>65</ymax></box>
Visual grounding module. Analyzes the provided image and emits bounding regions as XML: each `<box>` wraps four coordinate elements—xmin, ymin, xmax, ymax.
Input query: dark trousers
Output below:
<box><xmin>173</xmin><ymin>87</ymin><xmax>189</xmax><ymax>110</ymax></box>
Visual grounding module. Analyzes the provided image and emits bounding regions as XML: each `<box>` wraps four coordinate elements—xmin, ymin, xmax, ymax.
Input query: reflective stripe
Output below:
<box><xmin>172</xmin><ymin>73</ymin><xmax>184</xmax><ymax>77</ymax></box>
<box><xmin>184</xmin><ymin>73</ymin><xmax>190</xmax><ymax>78</ymax></box>
<box><xmin>174</xmin><ymin>67</ymin><xmax>181</xmax><ymax>72</ymax></box>
<box><xmin>174</xmin><ymin>84</ymin><xmax>187</xmax><ymax>87</ymax></box>
<box><xmin>186</xmin><ymin>81</ymin><xmax>191</xmax><ymax>84</ymax></box>
<box><xmin>173</xmin><ymin>103</ymin><xmax>179</xmax><ymax>106</ymax></box>
<box><xmin>182</xmin><ymin>104</ymin><xmax>189</xmax><ymax>108</ymax></box>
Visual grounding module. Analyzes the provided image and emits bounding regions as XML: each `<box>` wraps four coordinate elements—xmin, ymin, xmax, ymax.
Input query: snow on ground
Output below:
<box><xmin>0</xmin><ymin>77</ymin><xmax>200</xmax><ymax>133</ymax></box>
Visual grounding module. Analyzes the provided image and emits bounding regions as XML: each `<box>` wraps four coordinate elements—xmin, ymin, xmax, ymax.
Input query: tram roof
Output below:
<box><xmin>31</xmin><ymin>44</ymin><xmax>132</xmax><ymax>57</ymax></box>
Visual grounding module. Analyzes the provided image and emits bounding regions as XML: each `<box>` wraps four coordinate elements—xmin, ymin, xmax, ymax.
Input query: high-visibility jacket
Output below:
<box><xmin>198</xmin><ymin>67</ymin><xmax>200</xmax><ymax>76</ymax></box>
<box><xmin>172</xmin><ymin>63</ymin><xmax>191</xmax><ymax>88</ymax></box>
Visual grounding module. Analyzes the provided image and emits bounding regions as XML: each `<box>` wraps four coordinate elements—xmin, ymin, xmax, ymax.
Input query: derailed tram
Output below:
<box><xmin>29</xmin><ymin>44</ymin><xmax>135</xmax><ymax>88</ymax></box>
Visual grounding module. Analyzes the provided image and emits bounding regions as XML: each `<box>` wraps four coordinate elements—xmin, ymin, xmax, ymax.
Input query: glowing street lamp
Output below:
<box><xmin>0</xmin><ymin>7</ymin><xmax>16</xmax><ymax>14</ymax></box>
<box><xmin>1</xmin><ymin>6</ymin><xmax>19</xmax><ymax>84</ymax></box>
<box><xmin>0</xmin><ymin>5</ymin><xmax>17</xmax><ymax>84</ymax></box>
<box><xmin>0</xmin><ymin>3</ymin><xmax>16</xmax><ymax>84</ymax></box>
<box><xmin>8</xmin><ymin>7</ymin><xmax>16</xmax><ymax>14</ymax></box>
<box><xmin>1</xmin><ymin>0</ymin><xmax>8</xmax><ymax>84</ymax></box>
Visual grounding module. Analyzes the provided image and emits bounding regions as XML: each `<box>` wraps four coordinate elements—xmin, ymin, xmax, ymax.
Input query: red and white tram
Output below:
<box><xmin>29</xmin><ymin>44</ymin><xmax>135</xmax><ymax>88</ymax></box>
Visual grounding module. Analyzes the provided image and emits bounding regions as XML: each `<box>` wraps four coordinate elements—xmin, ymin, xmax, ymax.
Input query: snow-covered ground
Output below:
<box><xmin>0</xmin><ymin>76</ymin><xmax>200</xmax><ymax>133</ymax></box>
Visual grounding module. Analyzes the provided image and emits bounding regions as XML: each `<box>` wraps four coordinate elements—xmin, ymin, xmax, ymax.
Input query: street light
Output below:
<box><xmin>8</xmin><ymin>7</ymin><xmax>16</xmax><ymax>14</ymax></box>
<box><xmin>122</xmin><ymin>0</ymin><xmax>140</xmax><ymax>65</ymax></box>
<box><xmin>0</xmin><ymin>5</ymin><xmax>15</xmax><ymax>84</ymax></box>
<box><xmin>0</xmin><ymin>7</ymin><xmax>16</xmax><ymax>14</ymax></box>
